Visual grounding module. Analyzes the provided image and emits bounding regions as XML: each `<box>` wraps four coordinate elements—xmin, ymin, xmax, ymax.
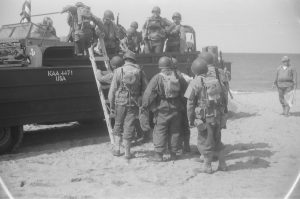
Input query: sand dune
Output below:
<box><xmin>0</xmin><ymin>91</ymin><xmax>299</xmax><ymax>199</ymax></box>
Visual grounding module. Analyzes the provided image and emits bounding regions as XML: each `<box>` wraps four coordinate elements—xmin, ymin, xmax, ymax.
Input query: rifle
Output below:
<box><xmin>215</xmin><ymin>67</ymin><xmax>228</xmax><ymax>113</ymax></box>
<box><xmin>116</xmin><ymin>13</ymin><xmax>129</xmax><ymax>52</ymax></box>
<box><xmin>219</xmin><ymin>51</ymin><xmax>233</xmax><ymax>99</ymax></box>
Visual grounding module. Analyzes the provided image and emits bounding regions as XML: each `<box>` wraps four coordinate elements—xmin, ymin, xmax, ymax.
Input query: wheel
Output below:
<box><xmin>0</xmin><ymin>127</ymin><xmax>12</xmax><ymax>154</ymax></box>
<box><xmin>0</xmin><ymin>126</ymin><xmax>23</xmax><ymax>155</ymax></box>
<box><xmin>11</xmin><ymin>126</ymin><xmax>24</xmax><ymax>152</ymax></box>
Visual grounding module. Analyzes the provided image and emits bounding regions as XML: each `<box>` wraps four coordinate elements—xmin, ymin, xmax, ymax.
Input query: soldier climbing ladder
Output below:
<box><xmin>88</xmin><ymin>37</ymin><xmax>114</xmax><ymax>144</ymax></box>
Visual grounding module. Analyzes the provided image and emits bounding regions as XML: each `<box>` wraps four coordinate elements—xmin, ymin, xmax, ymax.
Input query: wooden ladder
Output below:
<box><xmin>88</xmin><ymin>37</ymin><xmax>114</xmax><ymax>144</ymax></box>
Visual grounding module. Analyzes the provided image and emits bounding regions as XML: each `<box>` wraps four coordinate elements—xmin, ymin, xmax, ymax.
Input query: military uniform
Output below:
<box><xmin>185</xmin><ymin>57</ymin><xmax>227</xmax><ymax>174</ymax></box>
<box><xmin>108</xmin><ymin>52</ymin><xmax>148</xmax><ymax>159</ymax></box>
<box><xmin>62</xmin><ymin>3</ymin><xmax>104</xmax><ymax>55</ymax></box>
<box><xmin>141</xmin><ymin>57</ymin><xmax>187</xmax><ymax>161</ymax></box>
<box><xmin>274</xmin><ymin>56</ymin><xmax>297</xmax><ymax>116</ymax></box>
<box><xmin>142</xmin><ymin>7</ymin><xmax>172</xmax><ymax>54</ymax></box>
<box><xmin>166</xmin><ymin>12</ymin><xmax>182</xmax><ymax>53</ymax></box>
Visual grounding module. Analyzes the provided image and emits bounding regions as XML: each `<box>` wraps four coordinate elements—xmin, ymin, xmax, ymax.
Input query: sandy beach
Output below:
<box><xmin>0</xmin><ymin>91</ymin><xmax>300</xmax><ymax>199</ymax></box>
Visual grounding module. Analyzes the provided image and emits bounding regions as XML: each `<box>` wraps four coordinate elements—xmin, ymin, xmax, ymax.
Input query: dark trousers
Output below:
<box><xmin>144</xmin><ymin>41</ymin><xmax>164</xmax><ymax>54</ymax></box>
<box><xmin>153</xmin><ymin>110</ymin><xmax>182</xmax><ymax>153</ymax></box>
<box><xmin>197</xmin><ymin>121</ymin><xmax>223</xmax><ymax>159</ymax></box>
<box><xmin>278</xmin><ymin>86</ymin><xmax>293</xmax><ymax>108</ymax></box>
<box><xmin>165</xmin><ymin>45</ymin><xmax>180</xmax><ymax>53</ymax></box>
<box><xmin>113</xmin><ymin>105</ymin><xmax>139</xmax><ymax>141</ymax></box>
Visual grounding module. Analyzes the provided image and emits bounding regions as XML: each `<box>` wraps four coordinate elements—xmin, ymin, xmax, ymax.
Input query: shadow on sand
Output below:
<box><xmin>224</xmin><ymin>142</ymin><xmax>275</xmax><ymax>171</ymax></box>
<box><xmin>0</xmin><ymin>122</ymin><xmax>110</xmax><ymax>162</ymax></box>
<box><xmin>289</xmin><ymin>111</ymin><xmax>300</xmax><ymax>117</ymax></box>
<box><xmin>228</xmin><ymin>111</ymin><xmax>259</xmax><ymax>120</ymax></box>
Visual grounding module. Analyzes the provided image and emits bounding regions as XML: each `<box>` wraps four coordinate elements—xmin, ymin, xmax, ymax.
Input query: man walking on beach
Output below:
<box><xmin>274</xmin><ymin>56</ymin><xmax>297</xmax><ymax>116</ymax></box>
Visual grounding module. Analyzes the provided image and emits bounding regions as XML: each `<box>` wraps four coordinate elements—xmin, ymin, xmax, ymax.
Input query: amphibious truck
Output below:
<box><xmin>0</xmin><ymin>21</ymin><xmax>230</xmax><ymax>154</ymax></box>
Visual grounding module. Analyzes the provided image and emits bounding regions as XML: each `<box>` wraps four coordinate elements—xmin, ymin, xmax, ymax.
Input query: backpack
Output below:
<box><xmin>121</xmin><ymin>65</ymin><xmax>141</xmax><ymax>95</ymax></box>
<box><xmin>202</xmin><ymin>76</ymin><xmax>223</xmax><ymax>101</ymax></box>
<box><xmin>160</xmin><ymin>71</ymin><xmax>181</xmax><ymax>99</ymax></box>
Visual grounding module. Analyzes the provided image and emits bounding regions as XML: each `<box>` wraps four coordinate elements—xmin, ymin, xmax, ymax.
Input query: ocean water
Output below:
<box><xmin>222</xmin><ymin>53</ymin><xmax>300</xmax><ymax>92</ymax></box>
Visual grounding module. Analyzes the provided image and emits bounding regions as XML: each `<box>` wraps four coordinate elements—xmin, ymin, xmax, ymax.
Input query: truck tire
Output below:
<box><xmin>11</xmin><ymin>126</ymin><xmax>24</xmax><ymax>152</ymax></box>
<box><xmin>0</xmin><ymin>126</ymin><xmax>23</xmax><ymax>154</ymax></box>
<box><xmin>0</xmin><ymin>127</ymin><xmax>12</xmax><ymax>154</ymax></box>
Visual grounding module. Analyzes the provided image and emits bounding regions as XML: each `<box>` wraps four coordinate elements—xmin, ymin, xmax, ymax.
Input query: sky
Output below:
<box><xmin>0</xmin><ymin>0</ymin><xmax>300</xmax><ymax>53</ymax></box>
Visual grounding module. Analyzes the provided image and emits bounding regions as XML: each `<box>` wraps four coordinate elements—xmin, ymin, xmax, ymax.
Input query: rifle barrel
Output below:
<box><xmin>31</xmin><ymin>12</ymin><xmax>61</xmax><ymax>17</ymax></box>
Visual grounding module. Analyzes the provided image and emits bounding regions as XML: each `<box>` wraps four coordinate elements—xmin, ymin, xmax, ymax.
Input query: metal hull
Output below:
<box><xmin>0</xmin><ymin>65</ymin><xmax>102</xmax><ymax>127</ymax></box>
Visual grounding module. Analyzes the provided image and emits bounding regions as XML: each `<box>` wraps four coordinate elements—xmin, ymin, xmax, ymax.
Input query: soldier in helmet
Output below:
<box><xmin>170</xmin><ymin>58</ymin><xmax>192</xmax><ymax>153</ymax></box>
<box><xmin>96</xmin><ymin>56</ymin><xmax>124</xmax><ymax>85</ymax></box>
<box><xmin>140</xmin><ymin>56</ymin><xmax>188</xmax><ymax>161</ymax></box>
<box><xmin>126</xmin><ymin>21</ymin><xmax>142</xmax><ymax>53</ymax></box>
<box><xmin>40</xmin><ymin>17</ymin><xmax>57</xmax><ymax>36</ymax></box>
<box><xmin>184</xmin><ymin>57</ymin><xmax>227</xmax><ymax>174</ymax></box>
<box><xmin>102</xmin><ymin>10</ymin><xmax>121</xmax><ymax>54</ymax></box>
<box><xmin>61</xmin><ymin>2</ymin><xmax>104</xmax><ymax>55</ymax></box>
<box><xmin>108</xmin><ymin>51</ymin><xmax>148</xmax><ymax>159</ymax></box>
<box><xmin>142</xmin><ymin>6</ymin><xmax>172</xmax><ymax>54</ymax></box>
<box><xmin>166</xmin><ymin>12</ymin><xmax>182</xmax><ymax>53</ymax></box>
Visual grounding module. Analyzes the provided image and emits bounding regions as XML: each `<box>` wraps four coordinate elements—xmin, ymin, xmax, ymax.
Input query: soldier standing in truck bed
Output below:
<box><xmin>126</xmin><ymin>21</ymin><xmax>142</xmax><ymax>54</ymax></box>
<box><xmin>165</xmin><ymin>12</ymin><xmax>182</xmax><ymax>53</ymax></box>
<box><xmin>142</xmin><ymin>6</ymin><xmax>172</xmax><ymax>54</ymax></box>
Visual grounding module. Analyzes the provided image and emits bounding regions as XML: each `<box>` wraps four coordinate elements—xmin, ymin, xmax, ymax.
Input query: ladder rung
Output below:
<box><xmin>94</xmin><ymin>57</ymin><xmax>109</xmax><ymax>62</ymax></box>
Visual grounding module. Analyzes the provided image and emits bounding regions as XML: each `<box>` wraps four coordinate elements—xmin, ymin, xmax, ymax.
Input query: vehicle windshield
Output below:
<box><xmin>0</xmin><ymin>23</ymin><xmax>58</xmax><ymax>40</ymax></box>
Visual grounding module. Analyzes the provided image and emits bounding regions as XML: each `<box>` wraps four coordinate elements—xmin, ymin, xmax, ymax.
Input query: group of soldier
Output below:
<box><xmin>56</xmin><ymin>2</ymin><xmax>231</xmax><ymax>174</ymax></box>
<box><xmin>99</xmin><ymin>49</ymin><xmax>230</xmax><ymax>174</ymax></box>
<box><xmin>58</xmin><ymin>3</ymin><xmax>185</xmax><ymax>55</ymax></box>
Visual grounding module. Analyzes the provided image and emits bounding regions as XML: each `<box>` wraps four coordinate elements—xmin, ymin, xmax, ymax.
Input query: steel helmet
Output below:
<box><xmin>130</xmin><ymin>21</ymin><xmax>138</xmax><ymax>29</ymax></box>
<box><xmin>191</xmin><ymin>57</ymin><xmax>208</xmax><ymax>75</ymax></box>
<box><xmin>103</xmin><ymin>10</ymin><xmax>115</xmax><ymax>21</ymax></box>
<box><xmin>199</xmin><ymin>52</ymin><xmax>215</xmax><ymax>65</ymax></box>
<box><xmin>172</xmin><ymin>12</ymin><xmax>182</xmax><ymax>20</ymax></box>
<box><xmin>43</xmin><ymin>17</ymin><xmax>53</xmax><ymax>26</ymax></box>
<box><xmin>110</xmin><ymin>56</ymin><xmax>124</xmax><ymax>68</ymax></box>
<box><xmin>281</xmin><ymin>56</ymin><xmax>290</xmax><ymax>63</ymax></box>
<box><xmin>123</xmin><ymin>50</ymin><xmax>136</xmax><ymax>62</ymax></box>
<box><xmin>152</xmin><ymin>6</ymin><xmax>161</xmax><ymax>14</ymax></box>
<box><xmin>75</xmin><ymin>2</ymin><xmax>85</xmax><ymax>7</ymax></box>
<box><xmin>158</xmin><ymin>56</ymin><xmax>172</xmax><ymax>69</ymax></box>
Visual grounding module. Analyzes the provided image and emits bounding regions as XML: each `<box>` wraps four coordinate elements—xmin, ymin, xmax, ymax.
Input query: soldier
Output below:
<box><xmin>62</xmin><ymin>2</ymin><xmax>104</xmax><ymax>56</ymax></box>
<box><xmin>142</xmin><ymin>6</ymin><xmax>172</xmax><ymax>54</ymax></box>
<box><xmin>102</xmin><ymin>10</ymin><xmax>121</xmax><ymax>55</ymax></box>
<box><xmin>126</xmin><ymin>21</ymin><xmax>142</xmax><ymax>53</ymax></box>
<box><xmin>96</xmin><ymin>56</ymin><xmax>124</xmax><ymax>85</ymax></box>
<box><xmin>140</xmin><ymin>56</ymin><xmax>188</xmax><ymax>161</ymax></box>
<box><xmin>171</xmin><ymin>58</ymin><xmax>191</xmax><ymax>152</ymax></box>
<box><xmin>40</xmin><ymin>17</ymin><xmax>57</xmax><ymax>36</ymax></box>
<box><xmin>184</xmin><ymin>57</ymin><xmax>227</xmax><ymax>174</ymax></box>
<box><xmin>274</xmin><ymin>56</ymin><xmax>297</xmax><ymax>116</ymax></box>
<box><xmin>200</xmin><ymin>52</ymin><xmax>229</xmax><ymax>129</ymax></box>
<box><xmin>108</xmin><ymin>51</ymin><xmax>148</xmax><ymax>159</ymax></box>
<box><xmin>166</xmin><ymin>12</ymin><xmax>182</xmax><ymax>53</ymax></box>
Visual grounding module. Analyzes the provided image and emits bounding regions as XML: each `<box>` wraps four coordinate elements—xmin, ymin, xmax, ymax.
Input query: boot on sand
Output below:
<box><xmin>195</xmin><ymin>156</ymin><xmax>213</xmax><ymax>174</ymax></box>
<box><xmin>124</xmin><ymin>139</ymin><xmax>133</xmax><ymax>160</ymax></box>
<box><xmin>112</xmin><ymin>136</ymin><xmax>122</xmax><ymax>157</ymax></box>
<box><xmin>150</xmin><ymin>152</ymin><xmax>163</xmax><ymax>162</ymax></box>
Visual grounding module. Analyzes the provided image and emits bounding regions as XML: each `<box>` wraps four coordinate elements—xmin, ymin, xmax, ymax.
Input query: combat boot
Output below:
<box><xmin>195</xmin><ymin>156</ymin><xmax>213</xmax><ymax>174</ymax></box>
<box><xmin>183</xmin><ymin>140</ymin><xmax>191</xmax><ymax>153</ymax></box>
<box><xmin>124</xmin><ymin>139</ymin><xmax>133</xmax><ymax>160</ymax></box>
<box><xmin>112</xmin><ymin>136</ymin><xmax>122</xmax><ymax>157</ymax></box>
<box><xmin>150</xmin><ymin>152</ymin><xmax>163</xmax><ymax>162</ymax></box>
<box><xmin>217</xmin><ymin>150</ymin><xmax>228</xmax><ymax>171</ymax></box>
<box><xmin>285</xmin><ymin>106</ymin><xmax>290</xmax><ymax>117</ymax></box>
<box><xmin>169</xmin><ymin>152</ymin><xmax>177</xmax><ymax>161</ymax></box>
